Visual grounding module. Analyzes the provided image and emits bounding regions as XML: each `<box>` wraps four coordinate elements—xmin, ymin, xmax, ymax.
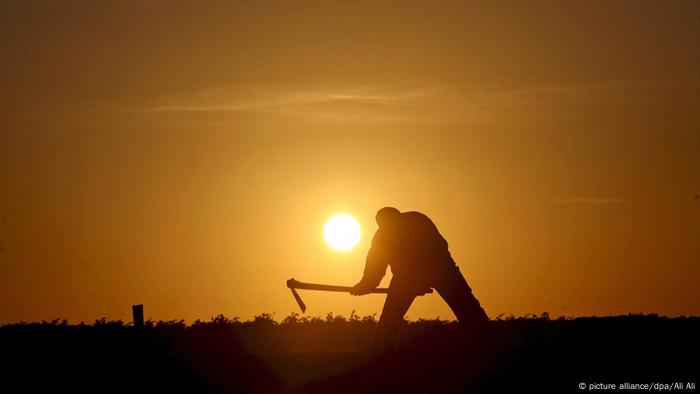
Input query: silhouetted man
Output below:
<box><xmin>351</xmin><ymin>207</ymin><xmax>488</xmax><ymax>355</ymax></box>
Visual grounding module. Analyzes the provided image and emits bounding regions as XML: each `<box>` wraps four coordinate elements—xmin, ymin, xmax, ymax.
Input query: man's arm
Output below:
<box><xmin>350</xmin><ymin>231</ymin><xmax>389</xmax><ymax>295</ymax></box>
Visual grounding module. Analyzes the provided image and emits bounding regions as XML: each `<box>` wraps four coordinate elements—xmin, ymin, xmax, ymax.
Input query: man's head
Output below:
<box><xmin>375</xmin><ymin>206</ymin><xmax>400</xmax><ymax>228</ymax></box>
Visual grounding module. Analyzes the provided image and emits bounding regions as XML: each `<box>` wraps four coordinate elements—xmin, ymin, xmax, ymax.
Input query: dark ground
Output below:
<box><xmin>1</xmin><ymin>314</ymin><xmax>697</xmax><ymax>393</ymax></box>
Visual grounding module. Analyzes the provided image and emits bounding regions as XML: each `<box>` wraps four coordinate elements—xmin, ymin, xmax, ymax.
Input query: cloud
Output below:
<box><xmin>547</xmin><ymin>197</ymin><xmax>644</xmax><ymax>204</ymax></box>
<box><xmin>137</xmin><ymin>82</ymin><xmax>461</xmax><ymax>124</ymax></box>
<box><xmin>124</xmin><ymin>78</ymin><xmax>696</xmax><ymax>125</ymax></box>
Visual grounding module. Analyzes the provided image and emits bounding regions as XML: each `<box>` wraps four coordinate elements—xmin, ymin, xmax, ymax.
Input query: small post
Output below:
<box><xmin>132</xmin><ymin>304</ymin><xmax>144</xmax><ymax>329</ymax></box>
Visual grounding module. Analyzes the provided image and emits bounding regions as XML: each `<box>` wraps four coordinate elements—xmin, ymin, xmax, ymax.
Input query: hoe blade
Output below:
<box><xmin>290</xmin><ymin>287</ymin><xmax>306</xmax><ymax>313</ymax></box>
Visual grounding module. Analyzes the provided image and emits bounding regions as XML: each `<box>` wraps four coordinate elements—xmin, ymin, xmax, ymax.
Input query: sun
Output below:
<box><xmin>323</xmin><ymin>213</ymin><xmax>361</xmax><ymax>252</ymax></box>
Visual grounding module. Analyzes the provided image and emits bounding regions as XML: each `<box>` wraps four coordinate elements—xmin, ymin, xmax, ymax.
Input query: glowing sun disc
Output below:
<box><xmin>323</xmin><ymin>214</ymin><xmax>361</xmax><ymax>251</ymax></box>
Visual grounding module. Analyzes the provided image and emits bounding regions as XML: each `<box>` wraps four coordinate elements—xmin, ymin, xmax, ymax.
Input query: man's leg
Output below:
<box><xmin>371</xmin><ymin>288</ymin><xmax>416</xmax><ymax>356</ymax></box>
<box><xmin>434</xmin><ymin>267</ymin><xmax>489</xmax><ymax>328</ymax></box>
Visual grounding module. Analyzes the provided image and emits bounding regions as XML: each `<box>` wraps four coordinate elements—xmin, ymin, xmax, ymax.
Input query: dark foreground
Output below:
<box><xmin>1</xmin><ymin>314</ymin><xmax>697</xmax><ymax>393</ymax></box>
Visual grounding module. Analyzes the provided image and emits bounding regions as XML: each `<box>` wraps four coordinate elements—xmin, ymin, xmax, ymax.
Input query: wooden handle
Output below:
<box><xmin>287</xmin><ymin>278</ymin><xmax>390</xmax><ymax>294</ymax></box>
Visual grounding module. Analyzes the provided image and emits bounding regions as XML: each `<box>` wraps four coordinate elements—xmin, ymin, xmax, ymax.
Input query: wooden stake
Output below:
<box><xmin>132</xmin><ymin>304</ymin><xmax>144</xmax><ymax>329</ymax></box>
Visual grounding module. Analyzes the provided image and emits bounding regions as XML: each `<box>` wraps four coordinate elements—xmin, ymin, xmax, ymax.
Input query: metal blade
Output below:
<box><xmin>290</xmin><ymin>287</ymin><xmax>306</xmax><ymax>313</ymax></box>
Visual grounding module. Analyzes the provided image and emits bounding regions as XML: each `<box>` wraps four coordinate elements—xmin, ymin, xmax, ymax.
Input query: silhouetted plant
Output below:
<box><xmin>281</xmin><ymin>312</ymin><xmax>302</xmax><ymax>324</ymax></box>
<box><xmin>93</xmin><ymin>318</ymin><xmax>124</xmax><ymax>328</ymax></box>
<box><xmin>207</xmin><ymin>314</ymin><xmax>240</xmax><ymax>327</ymax></box>
<box><xmin>248</xmin><ymin>313</ymin><xmax>277</xmax><ymax>328</ymax></box>
<box><xmin>155</xmin><ymin>319</ymin><xmax>186</xmax><ymax>329</ymax></box>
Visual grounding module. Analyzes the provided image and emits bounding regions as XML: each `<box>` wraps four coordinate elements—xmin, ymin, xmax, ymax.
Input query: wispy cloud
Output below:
<box><xmin>125</xmin><ymin>78</ymin><xmax>695</xmax><ymax>125</ymax></box>
<box><xmin>136</xmin><ymin>82</ymin><xmax>461</xmax><ymax>125</ymax></box>
<box><xmin>547</xmin><ymin>197</ymin><xmax>644</xmax><ymax>204</ymax></box>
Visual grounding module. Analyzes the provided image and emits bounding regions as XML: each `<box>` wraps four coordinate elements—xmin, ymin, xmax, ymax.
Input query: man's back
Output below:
<box><xmin>371</xmin><ymin>211</ymin><xmax>455</xmax><ymax>282</ymax></box>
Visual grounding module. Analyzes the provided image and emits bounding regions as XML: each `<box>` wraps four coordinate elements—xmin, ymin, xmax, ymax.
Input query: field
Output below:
<box><xmin>1</xmin><ymin>313</ymin><xmax>697</xmax><ymax>393</ymax></box>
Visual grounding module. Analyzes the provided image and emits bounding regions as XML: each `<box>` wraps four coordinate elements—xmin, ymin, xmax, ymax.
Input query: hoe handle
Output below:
<box><xmin>286</xmin><ymin>278</ymin><xmax>433</xmax><ymax>313</ymax></box>
<box><xmin>287</xmin><ymin>278</ymin><xmax>389</xmax><ymax>293</ymax></box>
<box><xmin>287</xmin><ymin>278</ymin><xmax>435</xmax><ymax>294</ymax></box>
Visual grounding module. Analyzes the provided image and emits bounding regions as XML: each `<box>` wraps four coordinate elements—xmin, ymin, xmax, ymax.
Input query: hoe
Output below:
<box><xmin>286</xmin><ymin>278</ymin><xmax>433</xmax><ymax>313</ymax></box>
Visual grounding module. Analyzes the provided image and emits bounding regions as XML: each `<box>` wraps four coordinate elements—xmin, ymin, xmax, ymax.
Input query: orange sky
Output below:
<box><xmin>1</xmin><ymin>1</ymin><xmax>699</xmax><ymax>324</ymax></box>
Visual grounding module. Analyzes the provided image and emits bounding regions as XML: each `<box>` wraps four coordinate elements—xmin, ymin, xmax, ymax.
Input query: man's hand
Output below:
<box><xmin>350</xmin><ymin>281</ymin><xmax>372</xmax><ymax>296</ymax></box>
